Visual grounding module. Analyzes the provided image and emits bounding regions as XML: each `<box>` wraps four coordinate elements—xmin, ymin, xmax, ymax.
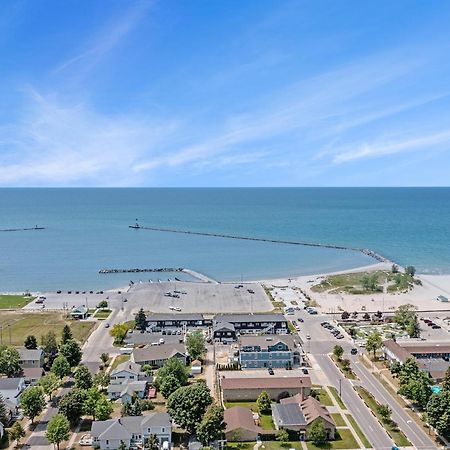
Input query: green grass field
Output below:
<box><xmin>260</xmin><ymin>413</ymin><xmax>275</xmax><ymax>430</ymax></box>
<box><xmin>0</xmin><ymin>294</ymin><xmax>34</xmax><ymax>309</ymax></box>
<box><xmin>312</xmin><ymin>385</ymin><xmax>334</xmax><ymax>406</ymax></box>
<box><xmin>0</xmin><ymin>311</ymin><xmax>96</xmax><ymax>345</ymax></box>
<box><xmin>224</xmin><ymin>401</ymin><xmax>258</xmax><ymax>410</ymax></box>
<box><xmin>306</xmin><ymin>429</ymin><xmax>359</xmax><ymax>450</ymax></box>
<box><xmin>93</xmin><ymin>308</ymin><xmax>112</xmax><ymax>319</ymax></box>
<box><xmin>328</xmin><ymin>386</ymin><xmax>346</xmax><ymax>409</ymax></box>
<box><xmin>345</xmin><ymin>414</ymin><xmax>372</xmax><ymax>448</ymax></box>
<box><xmin>111</xmin><ymin>354</ymin><xmax>130</xmax><ymax>369</ymax></box>
<box><xmin>331</xmin><ymin>413</ymin><xmax>346</xmax><ymax>427</ymax></box>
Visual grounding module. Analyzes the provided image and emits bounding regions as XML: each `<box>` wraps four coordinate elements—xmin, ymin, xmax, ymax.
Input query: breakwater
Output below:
<box><xmin>129</xmin><ymin>224</ymin><xmax>391</xmax><ymax>264</ymax></box>
<box><xmin>0</xmin><ymin>226</ymin><xmax>45</xmax><ymax>232</ymax></box>
<box><xmin>99</xmin><ymin>267</ymin><xmax>183</xmax><ymax>274</ymax></box>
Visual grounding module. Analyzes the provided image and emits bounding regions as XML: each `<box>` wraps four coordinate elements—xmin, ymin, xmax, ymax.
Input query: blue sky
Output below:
<box><xmin>1</xmin><ymin>0</ymin><xmax>450</xmax><ymax>187</ymax></box>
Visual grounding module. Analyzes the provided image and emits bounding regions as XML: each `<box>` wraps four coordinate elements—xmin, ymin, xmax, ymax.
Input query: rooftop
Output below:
<box><xmin>215</xmin><ymin>313</ymin><xmax>287</xmax><ymax>323</ymax></box>
<box><xmin>132</xmin><ymin>343</ymin><xmax>186</xmax><ymax>363</ymax></box>
<box><xmin>221</xmin><ymin>376</ymin><xmax>311</xmax><ymax>390</ymax></box>
<box><xmin>224</xmin><ymin>406</ymin><xmax>262</xmax><ymax>433</ymax></box>
<box><xmin>146</xmin><ymin>313</ymin><xmax>205</xmax><ymax>322</ymax></box>
<box><xmin>239</xmin><ymin>334</ymin><xmax>296</xmax><ymax>349</ymax></box>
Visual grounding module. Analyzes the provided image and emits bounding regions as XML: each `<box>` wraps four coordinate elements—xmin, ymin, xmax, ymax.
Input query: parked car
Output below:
<box><xmin>268</xmin><ymin>367</ymin><xmax>274</xmax><ymax>375</ymax></box>
<box><xmin>302</xmin><ymin>368</ymin><xmax>309</xmax><ymax>374</ymax></box>
<box><xmin>104</xmin><ymin>323</ymin><xmax>110</xmax><ymax>328</ymax></box>
<box><xmin>351</xmin><ymin>348</ymin><xmax>358</xmax><ymax>355</ymax></box>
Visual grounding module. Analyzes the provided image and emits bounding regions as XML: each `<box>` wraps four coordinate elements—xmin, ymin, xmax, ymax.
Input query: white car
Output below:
<box><xmin>79</xmin><ymin>435</ymin><xmax>92</xmax><ymax>446</ymax></box>
<box><xmin>169</xmin><ymin>306</ymin><xmax>176</xmax><ymax>310</ymax></box>
<box><xmin>174</xmin><ymin>307</ymin><xmax>182</xmax><ymax>312</ymax></box>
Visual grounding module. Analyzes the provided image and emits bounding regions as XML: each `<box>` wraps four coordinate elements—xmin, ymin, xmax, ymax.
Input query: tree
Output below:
<box><xmin>196</xmin><ymin>403</ymin><xmax>225</xmax><ymax>445</ymax></box>
<box><xmin>93</xmin><ymin>371</ymin><xmax>111</xmax><ymax>389</ymax></box>
<box><xmin>156</xmin><ymin>357</ymin><xmax>188</xmax><ymax>388</ymax></box>
<box><xmin>0</xmin><ymin>394</ymin><xmax>9</xmax><ymax>426</ymax></box>
<box><xmin>394</xmin><ymin>304</ymin><xmax>418</xmax><ymax>332</ymax></box>
<box><xmin>309</xmin><ymin>419</ymin><xmax>327</xmax><ymax>445</ymax></box>
<box><xmin>426</xmin><ymin>390</ymin><xmax>450</xmax><ymax>436</ymax></box>
<box><xmin>377</xmin><ymin>404</ymin><xmax>392</xmax><ymax>423</ymax></box>
<box><xmin>363</xmin><ymin>312</ymin><xmax>370</xmax><ymax>320</ymax></box>
<box><xmin>95</xmin><ymin>395</ymin><xmax>113</xmax><ymax>421</ymax></box>
<box><xmin>46</xmin><ymin>413</ymin><xmax>70</xmax><ymax>450</ymax></box>
<box><xmin>74</xmin><ymin>364</ymin><xmax>93</xmax><ymax>390</ymax></box>
<box><xmin>83</xmin><ymin>387</ymin><xmax>102</xmax><ymax>420</ymax></box>
<box><xmin>405</xmin><ymin>266</ymin><xmax>416</xmax><ymax>277</ymax></box>
<box><xmin>59</xmin><ymin>388</ymin><xmax>87</xmax><ymax>426</ymax></box>
<box><xmin>51</xmin><ymin>355</ymin><xmax>71</xmax><ymax>379</ymax></box>
<box><xmin>399</xmin><ymin>373</ymin><xmax>432</xmax><ymax>409</ymax></box>
<box><xmin>160</xmin><ymin>374</ymin><xmax>181</xmax><ymax>398</ymax></box>
<box><xmin>41</xmin><ymin>330</ymin><xmax>58</xmax><ymax>359</ymax></box>
<box><xmin>167</xmin><ymin>382</ymin><xmax>213</xmax><ymax>432</ymax></box>
<box><xmin>100</xmin><ymin>352</ymin><xmax>109</xmax><ymax>366</ymax></box>
<box><xmin>0</xmin><ymin>345</ymin><xmax>20</xmax><ymax>377</ymax></box>
<box><xmin>59</xmin><ymin>339</ymin><xmax>82</xmax><ymax>367</ymax></box>
<box><xmin>406</xmin><ymin>315</ymin><xmax>420</xmax><ymax>338</ymax></box>
<box><xmin>145</xmin><ymin>434</ymin><xmax>159</xmax><ymax>450</ymax></box>
<box><xmin>20</xmin><ymin>386</ymin><xmax>46</xmax><ymax>423</ymax></box>
<box><xmin>186</xmin><ymin>331</ymin><xmax>206</xmax><ymax>361</ymax></box>
<box><xmin>442</xmin><ymin>367</ymin><xmax>450</xmax><ymax>392</ymax></box>
<box><xmin>333</xmin><ymin>345</ymin><xmax>344</xmax><ymax>361</ymax></box>
<box><xmin>98</xmin><ymin>300</ymin><xmax>108</xmax><ymax>308</ymax></box>
<box><xmin>276</xmin><ymin>428</ymin><xmax>289</xmax><ymax>443</ymax></box>
<box><xmin>110</xmin><ymin>323</ymin><xmax>129</xmax><ymax>345</ymax></box>
<box><xmin>61</xmin><ymin>324</ymin><xmax>73</xmax><ymax>344</ymax></box>
<box><xmin>38</xmin><ymin>372</ymin><xmax>60</xmax><ymax>400</ymax></box>
<box><xmin>135</xmin><ymin>308</ymin><xmax>147</xmax><ymax>331</ymax></box>
<box><xmin>361</xmin><ymin>274</ymin><xmax>380</xmax><ymax>291</ymax></box>
<box><xmin>9</xmin><ymin>421</ymin><xmax>25</xmax><ymax>447</ymax></box>
<box><xmin>118</xmin><ymin>441</ymin><xmax>128</xmax><ymax>450</ymax></box>
<box><xmin>256</xmin><ymin>391</ymin><xmax>272</xmax><ymax>413</ymax></box>
<box><xmin>366</xmin><ymin>330</ymin><xmax>382</xmax><ymax>359</ymax></box>
<box><xmin>142</xmin><ymin>364</ymin><xmax>153</xmax><ymax>376</ymax></box>
<box><xmin>341</xmin><ymin>311</ymin><xmax>350</xmax><ymax>320</ymax></box>
<box><xmin>24</xmin><ymin>335</ymin><xmax>38</xmax><ymax>349</ymax></box>
<box><xmin>391</xmin><ymin>264</ymin><xmax>399</xmax><ymax>273</ymax></box>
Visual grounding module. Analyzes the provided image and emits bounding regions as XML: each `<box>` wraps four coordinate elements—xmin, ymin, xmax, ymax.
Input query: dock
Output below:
<box><xmin>0</xmin><ymin>226</ymin><xmax>45</xmax><ymax>232</ymax></box>
<box><xmin>128</xmin><ymin>224</ymin><xmax>391</xmax><ymax>264</ymax></box>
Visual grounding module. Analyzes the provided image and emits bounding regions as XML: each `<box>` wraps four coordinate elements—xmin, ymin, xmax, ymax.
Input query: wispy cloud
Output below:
<box><xmin>54</xmin><ymin>1</ymin><xmax>152</xmax><ymax>74</ymax></box>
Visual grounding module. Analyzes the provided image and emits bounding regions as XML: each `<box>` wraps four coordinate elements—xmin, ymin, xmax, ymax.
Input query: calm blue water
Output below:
<box><xmin>0</xmin><ymin>188</ymin><xmax>449</xmax><ymax>291</ymax></box>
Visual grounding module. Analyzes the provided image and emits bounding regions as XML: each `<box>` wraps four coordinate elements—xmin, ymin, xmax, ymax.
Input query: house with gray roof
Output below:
<box><xmin>131</xmin><ymin>343</ymin><xmax>187</xmax><ymax>368</ymax></box>
<box><xmin>110</xmin><ymin>361</ymin><xmax>144</xmax><ymax>382</ymax></box>
<box><xmin>71</xmin><ymin>305</ymin><xmax>88</xmax><ymax>319</ymax></box>
<box><xmin>272</xmin><ymin>394</ymin><xmax>335</xmax><ymax>440</ymax></box>
<box><xmin>18</xmin><ymin>348</ymin><xmax>44</xmax><ymax>368</ymax></box>
<box><xmin>214</xmin><ymin>314</ymin><xmax>288</xmax><ymax>337</ymax></box>
<box><xmin>0</xmin><ymin>378</ymin><xmax>25</xmax><ymax>408</ymax></box>
<box><xmin>107</xmin><ymin>380</ymin><xmax>147</xmax><ymax>404</ymax></box>
<box><xmin>91</xmin><ymin>412</ymin><xmax>172</xmax><ymax>449</ymax></box>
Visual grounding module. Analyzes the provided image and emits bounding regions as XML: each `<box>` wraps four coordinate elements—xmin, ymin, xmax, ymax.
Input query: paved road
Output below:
<box><xmin>352</xmin><ymin>358</ymin><xmax>437</xmax><ymax>450</ymax></box>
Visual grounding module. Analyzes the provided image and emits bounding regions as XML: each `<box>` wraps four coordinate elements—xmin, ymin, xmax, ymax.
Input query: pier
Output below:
<box><xmin>128</xmin><ymin>224</ymin><xmax>391</xmax><ymax>263</ymax></box>
<box><xmin>0</xmin><ymin>226</ymin><xmax>45</xmax><ymax>232</ymax></box>
<box><xmin>99</xmin><ymin>267</ymin><xmax>183</xmax><ymax>274</ymax></box>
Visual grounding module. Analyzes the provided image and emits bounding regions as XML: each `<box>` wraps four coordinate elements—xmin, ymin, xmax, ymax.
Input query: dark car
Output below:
<box><xmin>298</xmin><ymin>318</ymin><xmax>304</xmax><ymax>323</ymax></box>
<box><xmin>302</xmin><ymin>368</ymin><xmax>309</xmax><ymax>374</ymax></box>
<box><xmin>268</xmin><ymin>367</ymin><xmax>274</xmax><ymax>375</ymax></box>
<box><xmin>56</xmin><ymin>290</ymin><xmax>61</xmax><ymax>294</ymax></box>
<box><xmin>351</xmin><ymin>348</ymin><xmax>358</xmax><ymax>355</ymax></box>
<box><xmin>432</xmin><ymin>325</ymin><xmax>441</xmax><ymax>329</ymax></box>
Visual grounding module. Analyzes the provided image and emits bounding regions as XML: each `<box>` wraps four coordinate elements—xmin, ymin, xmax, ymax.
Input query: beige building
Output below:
<box><xmin>221</xmin><ymin>376</ymin><xmax>311</xmax><ymax>401</ymax></box>
<box><xmin>224</xmin><ymin>406</ymin><xmax>263</xmax><ymax>442</ymax></box>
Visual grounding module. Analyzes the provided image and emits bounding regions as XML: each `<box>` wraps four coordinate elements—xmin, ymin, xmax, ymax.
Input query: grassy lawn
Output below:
<box><xmin>306</xmin><ymin>429</ymin><xmax>358</xmax><ymax>449</ymax></box>
<box><xmin>225</xmin><ymin>401</ymin><xmax>258</xmax><ymax>410</ymax></box>
<box><xmin>111</xmin><ymin>354</ymin><xmax>130</xmax><ymax>369</ymax></box>
<box><xmin>331</xmin><ymin>413</ymin><xmax>346</xmax><ymax>427</ymax></box>
<box><xmin>0</xmin><ymin>294</ymin><xmax>34</xmax><ymax>309</ymax></box>
<box><xmin>313</xmin><ymin>386</ymin><xmax>333</xmax><ymax>406</ymax></box>
<box><xmin>260</xmin><ymin>413</ymin><xmax>275</xmax><ymax>430</ymax></box>
<box><xmin>260</xmin><ymin>442</ymin><xmax>302</xmax><ymax>450</ymax></box>
<box><xmin>355</xmin><ymin>386</ymin><xmax>411</xmax><ymax>447</ymax></box>
<box><xmin>345</xmin><ymin>414</ymin><xmax>372</xmax><ymax>448</ymax></box>
<box><xmin>328</xmin><ymin>386</ymin><xmax>346</xmax><ymax>409</ymax></box>
<box><xmin>93</xmin><ymin>308</ymin><xmax>112</xmax><ymax>319</ymax></box>
<box><xmin>311</xmin><ymin>270</ymin><xmax>387</xmax><ymax>294</ymax></box>
<box><xmin>0</xmin><ymin>311</ymin><xmax>96</xmax><ymax>345</ymax></box>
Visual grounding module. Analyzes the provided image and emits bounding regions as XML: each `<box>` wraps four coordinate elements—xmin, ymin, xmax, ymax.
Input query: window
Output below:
<box><xmin>162</xmin><ymin>427</ymin><xmax>165</xmax><ymax>433</ymax></box>
<box><xmin>106</xmin><ymin>440</ymin><xmax>109</xmax><ymax>445</ymax></box>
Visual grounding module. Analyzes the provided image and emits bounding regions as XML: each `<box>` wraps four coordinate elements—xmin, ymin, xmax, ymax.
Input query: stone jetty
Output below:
<box><xmin>99</xmin><ymin>267</ymin><xmax>183</xmax><ymax>274</ymax></box>
<box><xmin>0</xmin><ymin>226</ymin><xmax>45</xmax><ymax>232</ymax></box>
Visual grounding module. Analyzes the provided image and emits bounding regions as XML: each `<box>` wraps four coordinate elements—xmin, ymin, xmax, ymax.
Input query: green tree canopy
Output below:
<box><xmin>333</xmin><ymin>345</ymin><xmax>344</xmax><ymax>360</ymax></box>
<box><xmin>51</xmin><ymin>355</ymin><xmax>71</xmax><ymax>379</ymax></box>
<box><xmin>38</xmin><ymin>372</ymin><xmax>60</xmax><ymax>400</ymax></box>
<box><xmin>135</xmin><ymin>308</ymin><xmax>147</xmax><ymax>331</ymax></box>
<box><xmin>61</xmin><ymin>324</ymin><xmax>73</xmax><ymax>344</ymax></box>
<box><xmin>365</xmin><ymin>330</ymin><xmax>382</xmax><ymax>359</ymax></box>
<box><xmin>276</xmin><ymin>428</ymin><xmax>289</xmax><ymax>443</ymax></box>
<box><xmin>0</xmin><ymin>394</ymin><xmax>9</xmax><ymax>427</ymax></box>
<box><xmin>95</xmin><ymin>395</ymin><xmax>113</xmax><ymax>421</ymax></box>
<box><xmin>9</xmin><ymin>421</ymin><xmax>25</xmax><ymax>446</ymax></box>
<box><xmin>186</xmin><ymin>331</ymin><xmax>206</xmax><ymax>361</ymax></box>
<box><xmin>46</xmin><ymin>413</ymin><xmax>70</xmax><ymax>450</ymax></box>
<box><xmin>405</xmin><ymin>266</ymin><xmax>416</xmax><ymax>277</ymax></box>
<box><xmin>0</xmin><ymin>345</ymin><xmax>20</xmax><ymax>377</ymax></box>
<box><xmin>20</xmin><ymin>386</ymin><xmax>46</xmax><ymax>423</ymax></box>
<box><xmin>74</xmin><ymin>364</ymin><xmax>93</xmax><ymax>390</ymax></box>
<box><xmin>156</xmin><ymin>357</ymin><xmax>188</xmax><ymax>388</ymax></box>
<box><xmin>160</xmin><ymin>374</ymin><xmax>182</xmax><ymax>398</ymax></box>
<box><xmin>59</xmin><ymin>339</ymin><xmax>82</xmax><ymax>367</ymax></box>
<box><xmin>59</xmin><ymin>388</ymin><xmax>87</xmax><ymax>426</ymax></box>
<box><xmin>110</xmin><ymin>323</ymin><xmax>129</xmax><ymax>345</ymax></box>
<box><xmin>24</xmin><ymin>335</ymin><xmax>38</xmax><ymax>349</ymax></box>
<box><xmin>196</xmin><ymin>403</ymin><xmax>225</xmax><ymax>446</ymax></box>
<box><xmin>426</xmin><ymin>391</ymin><xmax>450</xmax><ymax>437</ymax></box>
<box><xmin>309</xmin><ymin>419</ymin><xmax>327</xmax><ymax>446</ymax></box>
<box><xmin>256</xmin><ymin>391</ymin><xmax>272</xmax><ymax>413</ymax></box>
<box><xmin>41</xmin><ymin>330</ymin><xmax>58</xmax><ymax>356</ymax></box>
<box><xmin>83</xmin><ymin>387</ymin><xmax>102</xmax><ymax>420</ymax></box>
<box><xmin>167</xmin><ymin>382</ymin><xmax>213</xmax><ymax>432</ymax></box>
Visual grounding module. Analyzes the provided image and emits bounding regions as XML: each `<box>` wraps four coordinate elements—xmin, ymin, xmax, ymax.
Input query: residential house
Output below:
<box><xmin>71</xmin><ymin>305</ymin><xmax>88</xmax><ymax>319</ymax></box>
<box><xmin>0</xmin><ymin>378</ymin><xmax>25</xmax><ymax>409</ymax></box>
<box><xmin>21</xmin><ymin>367</ymin><xmax>45</xmax><ymax>385</ymax></box>
<box><xmin>214</xmin><ymin>314</ymin><xmax>288</xmax><ymax>340</ymax></box>
<box><xmin>18</xmin><ymin>348</ymin><xmax>44</xmax><ymax>368</ymax></box>
<box><xmin>213</xmin><ymin>322</ymin><xmax>236</xmax><ymax>342</ymax></box>
<box><xmin>224</xmin><ymin>406</ymin><xmax>263</xmax><ymax>442</ymax></box>
<box><xmin>272</xmin><ymin>395</ymin><xmax>335</xmax><ymax>440</ymax></box>
<box><xmin>131</xmin><ymin>343</ymin><xmax>187</xmax><ymax>368</ymax></box>
<box><xmin>238</xmin><ymin>335</ymin><xmax>300</xmax><ymax>369</ymax></box>
<box><xmin>91</xmin><ymin>413</ymin><xmax>172</xmax><ymax>449</ymax></box>
<box><xmin>107</xmin><ymin>380</ymin><xmax>148</xmax><ymax>404</ymax></box>
<box><xmin>110</xmin><ymin>361</ymin><xmax>144</xmax><ymax>382</ymax></box>
<box><xmin>221</xmin><ymin>375</ymin><xmax>311</xmax><ymax>401</ymax></box>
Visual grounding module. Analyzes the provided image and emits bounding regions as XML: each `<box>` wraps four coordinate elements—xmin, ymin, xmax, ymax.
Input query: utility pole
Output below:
<box><xmin>339</xmin><ymin>378</ymin><xmax>342</xmax><ymax>399</ymax></box>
